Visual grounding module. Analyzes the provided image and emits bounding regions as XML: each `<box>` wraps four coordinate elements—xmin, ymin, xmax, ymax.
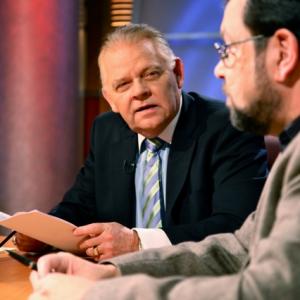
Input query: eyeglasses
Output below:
<box><xmin>214</xmin><ymin>35</ymin><xmax>266</xmax><ymax>66</ymax></box>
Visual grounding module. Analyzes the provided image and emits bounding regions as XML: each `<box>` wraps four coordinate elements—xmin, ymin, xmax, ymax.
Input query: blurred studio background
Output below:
<box><xmin>0</xmin><ymin>0</ymin><xmax>224</xmax><ymax>222</ymax></box>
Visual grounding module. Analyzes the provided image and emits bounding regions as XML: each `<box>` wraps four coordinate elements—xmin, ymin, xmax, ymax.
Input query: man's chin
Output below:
<box><xmin>229</xmin><ymin>107</ymin><xmax>269</xmax><ymax>135</ymax></box>
<box><xmin>131</xmin><ymin>124</ymin><xmax>163</xmax><ymax>138</ymax></box>
<box><xmin>225</xmin><ymin>97</ymin><xmax>232</xmax><ymax>109</ymax></box>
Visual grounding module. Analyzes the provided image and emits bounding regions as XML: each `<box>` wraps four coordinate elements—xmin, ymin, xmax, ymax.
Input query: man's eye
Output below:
<box><xmin>145</xmin><ymin>70</ymin><xmax>161</xmax><ymax>80</ymax></box>
<box><xmin>116</xmin><ymin>82</ymin><xmax>130</xmax><ymax>92</ymax></box>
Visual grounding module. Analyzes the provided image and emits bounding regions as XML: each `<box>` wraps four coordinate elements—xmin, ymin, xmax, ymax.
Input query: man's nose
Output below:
<box><xmin>214</xmin><ymin>60</ymin><xmax>225</xmax><ymax>80</ymax></box>
<box><xmin>132</xmin><ymin>79</ymin><xmax>151</xmax><ymax>100</ymax></box>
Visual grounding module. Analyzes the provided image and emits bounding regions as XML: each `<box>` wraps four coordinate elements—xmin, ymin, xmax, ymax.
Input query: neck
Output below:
<box><xmin>271</xmin><ymin>87</ymin><xmax>300</xmax><ymax>135</ymax></box>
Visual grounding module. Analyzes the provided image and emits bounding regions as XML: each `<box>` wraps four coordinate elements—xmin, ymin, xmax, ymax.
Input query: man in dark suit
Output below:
<box><xmin>16</xmin><ymin>24</ymin><xmax>267</xmax><ymax>260</ymax></box>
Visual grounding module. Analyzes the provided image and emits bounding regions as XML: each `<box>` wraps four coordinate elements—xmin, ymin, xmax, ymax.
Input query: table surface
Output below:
<box><xmin>0</xmin><ymin>236</ymin><xmax>32</xmax><ymax>300</ymax></box>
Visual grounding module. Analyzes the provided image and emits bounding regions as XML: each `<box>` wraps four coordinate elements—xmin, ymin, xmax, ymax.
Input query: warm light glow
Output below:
<box><xmin>111</xmin><ymin>21</ymin><xmax>131</xmax><ymax>27</ymax></box>
<box><xmin>111</xmin><ymin>0</ymin><xmax>132</xmax><ymax>3</ymax></box>
<box><xmin>111</xmin><ymin>4</ymin><xmax>132</xmax><ymax>9</ymax></box>
<box><xmin>111</xmin><ymin>15</ymin><xmax>131</xmax><ymax>21</ymax></box>
<box><xmin>111</xmin><ymin>9</ymin><xmax>132</xmax><ymax>15</ymax></box>
<box><xmin>110</xmin><ymin>0</ymin><xmax>132</xmax><ymax>27</ymax></box>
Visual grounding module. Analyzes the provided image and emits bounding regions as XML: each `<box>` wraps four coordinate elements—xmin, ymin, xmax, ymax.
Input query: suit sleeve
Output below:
<box><xmin>48</xmin><ymin>120</ymin><xmax>98</xmax><ymax>226</ymax></box>
<box><xmin>165</xmin><ymin>121</ymin><xmax>268</xmax><ymax>244</ymax></box>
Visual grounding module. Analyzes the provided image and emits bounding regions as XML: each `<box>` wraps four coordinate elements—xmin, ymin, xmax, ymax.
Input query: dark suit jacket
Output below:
<box><xmin>50</xmin><ymin>92</ymin><xmax>267</xmax><ymax>244</ymax></box>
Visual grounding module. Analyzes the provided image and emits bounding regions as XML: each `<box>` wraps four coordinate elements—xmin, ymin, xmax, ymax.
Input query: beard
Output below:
<box><xmin>229</xmin><ymin>55</ymin><xmax>281</xmax><ymax>135</ymax></box>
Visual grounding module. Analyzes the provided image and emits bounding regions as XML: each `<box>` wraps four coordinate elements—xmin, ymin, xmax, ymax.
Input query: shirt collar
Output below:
<box><xmin>138</xmin><ymin>94</ymin><xmax>183</xmax><ymax>150</ymax></box>
<box><xmin>279</xmin><ymin>115</ymin><xmax>300</xmax><ymax>149</ymax></box>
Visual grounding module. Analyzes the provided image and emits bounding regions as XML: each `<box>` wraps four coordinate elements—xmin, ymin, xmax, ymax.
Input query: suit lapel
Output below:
<box><xmin>109</xmin><ymin>118</ymin><xmax>138</xmax><ymax>227</ymax></box>
<box><xmin>165</xmin><ymin>93</ymin><xmax>207</xmax><ymax>220</ymax></box>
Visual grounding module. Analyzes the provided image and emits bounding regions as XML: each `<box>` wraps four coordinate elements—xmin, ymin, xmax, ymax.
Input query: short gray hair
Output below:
<box><xmin>99</xmin><ymin>23</ymin><xmax>176</xmax><ymax>67</ymax></box>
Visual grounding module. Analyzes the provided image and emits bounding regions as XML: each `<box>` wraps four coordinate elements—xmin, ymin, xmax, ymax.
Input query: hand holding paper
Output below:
<box><xmin>0</xmin><ymin>210</ymin><xmax>86</xmax><ymax>254</ymax></box>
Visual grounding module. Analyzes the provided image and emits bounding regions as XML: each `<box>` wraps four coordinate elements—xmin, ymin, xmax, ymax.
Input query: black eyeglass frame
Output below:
<box><xmin>214</xmin><ymin>35</ymin><xmax>266</xmax><ymax>60</ymax></box>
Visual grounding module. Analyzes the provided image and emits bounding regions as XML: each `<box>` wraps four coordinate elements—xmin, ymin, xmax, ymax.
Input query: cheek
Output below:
<box><xmin>230</xmin><ymin>62</ymin><xmax>253</xmax><ymax>89</ymax></box>
<box><xmin>158</xmin><ymin>83</ymin><xmax>179</xmax><ymax>110</ymax></box>
<box><xmin>118</xmin><ymin>108</ymin><xmax>136</xmax><ymax>130</ymax></box>
<box><xmin>224</xmin><ymin>74</ymin><xmax>245</xmax><ymax>108</ymax></box>
<box><xmin>111</xmin><ymin>96</ymin><xmax>132</xmax><ymax>118</ymax></box>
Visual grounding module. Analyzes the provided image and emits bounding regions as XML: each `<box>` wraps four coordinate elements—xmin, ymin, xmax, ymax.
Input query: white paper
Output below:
<box><xmin>0</xmin><ymin>211</ymin><xmax>10</xmax><ymax>221</ymax></box>
<box><xmin>0</xmin><ymin>247</ymin><xmax>16</xmax><ymax>253</ymax></box>
<box><xmin>0</xmin><ymin>210</ymin><xmax>85</xmax><ymax>254</ymax></box>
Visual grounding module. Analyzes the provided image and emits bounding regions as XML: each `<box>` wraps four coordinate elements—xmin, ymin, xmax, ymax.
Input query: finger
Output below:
<box><xmin>37</xmin><ymin>254</ymin><xmax>58</xmax><ymax>276</ymax></box>
<box><xmin>37</xmin><ymin>252</ymin><xmax>71</xmax><ymax>276</ymax></box>
<box><xmin>93</xmin><ymin>246</ymin><xmax>105</xmax><ymax>262</ymax></box>
<box><xmin>29</xmin><ymin>274</ymin><xmax>49</xmax><ymax>299</ymax></box>
<box><xmin>28</xmin><ymin>293</ymin><xmax>47</xmax><ymax>300</ymax></box>
<box><xmin>29</xmin><ymin>274</ymin><xmax>61</xmax><ymax>300</ymax></box>
<box><xmin>85</xmin><ymin>246</ymin><xmax>101</xmax><ymax>258</ymax></box>
<box><xmin>29</xmin><ymin>271</ymin><xmax>40</xmax><ymax>290</ymax></box>
<box><xmin>95</xmin><ymin>243</ymin><xmax>114</xmax><ymax>260</ymax></box>
<box><xmin>85</xmin><ymin>247</ymin><xmax>95</xmax><ymax>257</ymax></box>
<box><xmin>73</xmin><ymin>223</ymin><xmax>105</xmax><ymax>236</ymax></box>
<box><xmin>79</xmin><ymin>235</ymin><xmax>103</xmax><ymax>250</ymax></box>
<box><xmin>93</xmin><ymin>246</ymin><xmax>99</xmax><ymax>257</ymax></box>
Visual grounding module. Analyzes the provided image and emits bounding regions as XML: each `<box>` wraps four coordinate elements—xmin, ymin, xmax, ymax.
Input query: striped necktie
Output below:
<box><xmin>141</xmin><ymin>138</ymin><xmax>164</xmax><ymax>228</ymax></box>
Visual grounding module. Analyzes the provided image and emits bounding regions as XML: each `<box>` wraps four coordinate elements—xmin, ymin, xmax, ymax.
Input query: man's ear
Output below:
<box><xmin>102</xmin><ymin>88</ymin><xmax>118</xmax><ymax>112</ymax></box>
<box><xmin>272</xmin><ymin>29</ymin><xmax>299</xmax><ymax>82</ymax></box>
<box><xmin>173</xmin><ymin>57</ymin><xmax>184</xmax><ymax>89</ymax></box>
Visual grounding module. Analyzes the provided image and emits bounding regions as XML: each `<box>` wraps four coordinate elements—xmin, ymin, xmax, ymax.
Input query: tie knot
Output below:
<box><xmin>145</xmin><ymin>138</ymin><xmax>163</xmax><ymax>153</ymax></box>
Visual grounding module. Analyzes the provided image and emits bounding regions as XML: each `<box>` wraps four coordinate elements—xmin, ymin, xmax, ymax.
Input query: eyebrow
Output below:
<box><xmin>112</xmin><ymin>65</ymin><xmax>162</xmax><ymax>89</ymax></box>
<box><xmin>142</xmin><ymin>65</ymin><xmax>163</xmax><ymax>76</ymax></box>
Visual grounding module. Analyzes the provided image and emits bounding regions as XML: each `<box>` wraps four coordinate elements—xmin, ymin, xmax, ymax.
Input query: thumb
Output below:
<box><xmin>29</xmin><ymin>271</ymin><xmax>40</xmax><ymax>290</ymax></box>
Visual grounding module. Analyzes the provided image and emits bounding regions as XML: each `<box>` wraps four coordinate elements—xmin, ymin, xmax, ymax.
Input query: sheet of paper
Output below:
<box><xmin>0</xmin><ymin>210</ymin><xmax>85</xmax><ymax>254</ymax></box>
<box><xmin>0</xmin><ymin>247</ymin><xmax>16</xmax><ymax>253</ymax></box>
<box><xmin>0</xmin><ymin>211</ymin><xmax>10</xmax><ymax>221</ymax></box>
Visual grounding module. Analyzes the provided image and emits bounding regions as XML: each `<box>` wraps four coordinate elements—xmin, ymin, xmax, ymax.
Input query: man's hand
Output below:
<box><xmin>14</xmin><ymin>232</ymin><xmax>49</xmax><ymax>253</ymax></box>
<box><xmin>74</xmin><ymin>222</ymin><xmax>140</xmax><ymax>260</ymax></box>
<box><xmin>35</xmin><ymin>252</ymin><xmax>120</xmax><ymax>278</ymax></box>
<box><xmin>29</xmin><ymin>252</ymin><xmax>120</xmax><ymax>299</ymax></box>
<box><xmin>29</xmin><ymin>273</ymin><xmax>96</xmax><ymax>300</ymax></box>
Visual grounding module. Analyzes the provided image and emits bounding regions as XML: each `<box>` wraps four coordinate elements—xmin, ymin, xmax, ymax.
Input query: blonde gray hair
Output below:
<box><xmin>99</xmin><ymin>23</ymin><xmax>176</xmax><ymax>69</ymax></box>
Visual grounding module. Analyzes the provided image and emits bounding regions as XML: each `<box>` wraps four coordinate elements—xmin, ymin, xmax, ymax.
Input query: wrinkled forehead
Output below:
<box><xmin>99</xmin><ymin>39</ymin><xmax>169</xmax><ymax>85</ymax></box>
<box><xmin>221</xmin><ymin>0</ymin><xmax>249</xmax><ymax>40</ymax></box>
<box><xmin>99</xmin><ymin>40</ymin><xmax>149</xmax><ymax>77</ymax></box>
<box><xmin>99</xmin><ymin>39</ymin><xmax>166</xmax><ymax>68</ymax></box>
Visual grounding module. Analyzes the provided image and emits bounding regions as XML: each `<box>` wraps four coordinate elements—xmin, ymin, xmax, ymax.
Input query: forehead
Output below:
<box><xmin>100</xmin><ymin>40</ymin><xmax>166</xmax><ymax>83</ymax></box>
<box><xmin>221</xmin><ymin>0</ymin><xmax>249</xmax><ymax>39</ymax></box>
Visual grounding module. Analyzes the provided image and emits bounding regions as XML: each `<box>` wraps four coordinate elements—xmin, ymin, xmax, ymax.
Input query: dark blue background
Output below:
<box><xmin>133</xmin><ymin>0</ymin><xmax>225</xmax><ymax>101</ymax></box>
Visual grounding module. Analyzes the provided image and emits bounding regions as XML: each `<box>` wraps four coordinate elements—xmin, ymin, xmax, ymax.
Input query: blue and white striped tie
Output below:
<box><xmin>141</xmin><ymin>138</ymin><xmax>163</xmax><ymax>228</ymax></box>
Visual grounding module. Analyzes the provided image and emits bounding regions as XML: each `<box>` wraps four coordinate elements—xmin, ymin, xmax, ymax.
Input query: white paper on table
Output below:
<box><xmin>0</xmin><ymin>210</ymin><xmax>85</xmax><ymax>254</ymax></box>
<box><xmin>0</xmin><ymin>247</ymin><xmax>16</xmax><ymax>253</ymax></box>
